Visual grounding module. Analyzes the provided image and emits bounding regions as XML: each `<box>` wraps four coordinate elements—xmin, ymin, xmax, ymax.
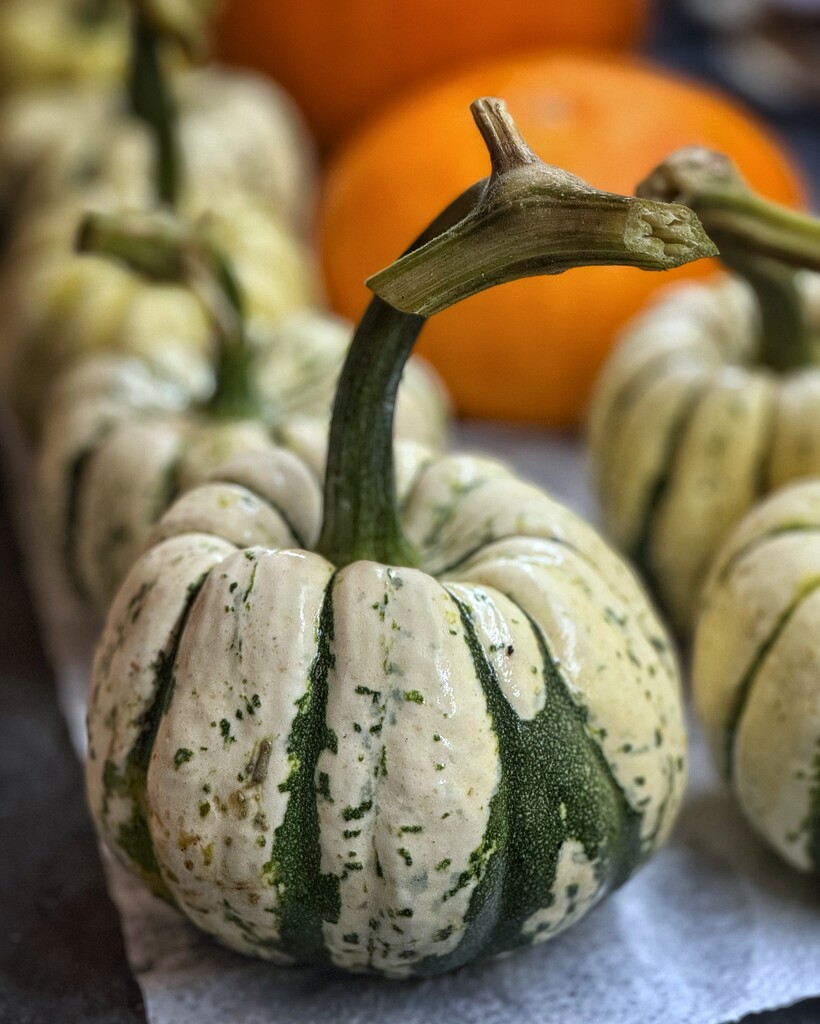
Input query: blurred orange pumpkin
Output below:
<box><xmin>213</xmin><ymin>0</ymin><xmax>647</xmax><ymax>150</ymax></box>
<box><xmin>319</xmin><ymin>52</ymin><xmax>804</xmax><ymax>428</ymax></box>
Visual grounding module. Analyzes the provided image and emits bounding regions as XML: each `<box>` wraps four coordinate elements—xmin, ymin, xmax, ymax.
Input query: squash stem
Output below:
<box><xmin>638</xmin><ymin>147</ymin><xmax>820</xmax><ymax>370</ymax></box>
<box><xmin>370</xmin><ymin>99</ymin><xmax>717</xmax><ymax>317</ymax></box>
<box><xmin>127</xmin><ymin>2</ymin><xmax>181</xmax><ymax>207</ymax></box>
<box><xmin>317</xmin><ymin>98</ymin><xmax>717</xmax><ymax>568</ymax></box>
<box><xmin>76</xmin><ymin>210</ymin><xmax>262</xmax><ymax>420</ymax></box>
<box><xmin>316</xmin><ymin>185</ymin><xmax>484</xmax><ymax>569</ymax></box>
<box><xmin>723</xmin><ymin>254</ymin><xmax>810</xmax><ymax>373</ymax></box>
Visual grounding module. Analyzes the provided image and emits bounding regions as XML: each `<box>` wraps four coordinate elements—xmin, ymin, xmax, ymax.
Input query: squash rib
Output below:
<box><xmin>631</xmin><ymin>382</ymin><xmax>711</xmax><ymax>615</ymax></box>
<box><xmin>715</xmin><ymin>524</ymin><xmax>820</xmax><ymax>586</ymax></box>
<box><xmin>106</xmin><ymin>570</ymin><xmax>211</xmax><ymax>899</ymax></box>
<box><xmin>724</xmin><ymin>576</ymin><xmax>820</xmax><ymax>778</ymax></box>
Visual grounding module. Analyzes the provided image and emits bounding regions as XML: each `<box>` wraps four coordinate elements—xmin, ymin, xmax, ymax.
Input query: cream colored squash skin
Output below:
<box><xmin>588</xmin><ymin>272</ymin><xmax>820</xmax><ymax>635</ymax></box>
<box><xmin>0</xmin><ymin>65</ymin><xmax>315</xmax><ymax>231</ymax></box>
<box><xmin>0</xmin><ymin>0</ymin><xmax>128</xmax><ymax>95</ymax></box>
<box><xmin>87</xmin><ymin>448</ymin><xmax>687</xmax><ymax>976</ymax></box>
<box><xmin>38</xmin><ymin>311</ymin><xmax>449</xmax><ymax>613</ymax></box>
<box><xmin>693</xmin><ymin>480</ymin><xmax>820</xmax><ymax>874</ymax></box>
<box><xmin>0</xmin><ymin>193</ymin><xmax>317</xmax><ymax>432</ymax></box>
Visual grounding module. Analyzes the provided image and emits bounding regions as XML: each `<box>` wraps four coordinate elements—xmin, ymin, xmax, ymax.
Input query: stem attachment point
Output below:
<box><xmin>77</xmin><ymin>210</ymin><xmax>261</xmax><ymax>419</ymax></box>
<box><xmin>638</xmin><ymin>145</ymin><xmax>820</xmax><ymax>370</ymax></box>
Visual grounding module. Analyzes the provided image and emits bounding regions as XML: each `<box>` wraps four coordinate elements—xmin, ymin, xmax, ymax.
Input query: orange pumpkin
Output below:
<box><xmin>213</xmin><ymin>1</ymin><xmax>647</xmax><ymax>151</ymax></box>
<box><xmin>319</xmin><ymin>52</ymin><xmax>804</xmax><ymax>428</ymax></box>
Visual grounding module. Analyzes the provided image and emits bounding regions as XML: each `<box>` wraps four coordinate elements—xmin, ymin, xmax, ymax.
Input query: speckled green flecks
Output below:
<box><xmin>101</xmin><ymin>575</ymin><xmax>209</xmax><ymax>901</ymax></box>
<box><xmin>259</xmin><ymin>576</ymin><xmax>341</xmax><ymax>961</ymax></box>
<box><xmin>409</xmin><ymin>595</ymin><xmax>642</xmax><ymax>974</ymax></box>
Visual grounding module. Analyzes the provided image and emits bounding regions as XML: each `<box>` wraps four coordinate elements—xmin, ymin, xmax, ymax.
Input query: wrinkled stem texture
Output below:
<box><xmin>318</xmin><ymin>98</ymin><xmax>716</xmax><ymax>568</ymax></box>
<box><xmin>370</xmin><ymin>99</ymin><xmax>715</xmax><ymax>317</ymax></box>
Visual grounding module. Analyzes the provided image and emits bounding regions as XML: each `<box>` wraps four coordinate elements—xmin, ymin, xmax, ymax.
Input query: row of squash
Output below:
<box><xmin>589</xmin><ymin>146</ymin><xmax>820</xmax><ymax>879</ymax></box>
<box><xmin>0</xmin><ymin>0</ymin><xmax>815</xmax><ymax>980</ymax></box>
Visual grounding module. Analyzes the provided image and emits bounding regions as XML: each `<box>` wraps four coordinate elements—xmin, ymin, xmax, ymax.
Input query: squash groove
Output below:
<box><xmin>631</xmin><ymin>382</ymin><xmax>710</xmax><ymax>608</ymax></box>
<box><xmin>725</xmin><ymin>576</ymin><xmax>820</xmax><ymax>777</ymax></box>
<box><xmin>418</xmin><ymin>590</ymin><xmax>642</xmax><ymax>971</ymax></box>
<box><xmin>105</xmin><ymin>571</ymin><xmax>211</xmax><ymax>899</ymax></box>
<box><xmin>260</xmin><ymin>573</ymin><xmax>341</xmax><ymax>961</ymax></box>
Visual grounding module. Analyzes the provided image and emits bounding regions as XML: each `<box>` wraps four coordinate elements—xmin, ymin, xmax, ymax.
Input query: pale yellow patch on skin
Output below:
<box><xmin>521</xmin><ymin>839</ymin><xmax>601</xmax><ymax>942</ymax></box>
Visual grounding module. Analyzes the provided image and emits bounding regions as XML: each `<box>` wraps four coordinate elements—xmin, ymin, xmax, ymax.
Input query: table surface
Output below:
<box><xmin>3</xmin><ymin>3</ymin><xmax>820</xmax><ymax>1021</ymax></box>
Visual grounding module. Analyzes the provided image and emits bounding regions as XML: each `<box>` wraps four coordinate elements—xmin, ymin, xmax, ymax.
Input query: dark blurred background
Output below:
<box><xmin>649</xmin><ymin>0</ymin><xmax>820</xmax><ymax>198</ymax></box>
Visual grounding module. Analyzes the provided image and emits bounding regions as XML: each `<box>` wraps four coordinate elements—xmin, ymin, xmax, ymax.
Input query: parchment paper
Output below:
<box><xmin>5</xmin><ymin>414</ymin><xmax>819</xmax><ymax>1024</ymax></box>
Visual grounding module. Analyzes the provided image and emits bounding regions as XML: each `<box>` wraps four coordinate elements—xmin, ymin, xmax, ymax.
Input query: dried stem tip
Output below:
<box><xmin>368</xmin><ymin>98</ymin><xmax>717</xmax><ymax>316</ymax></box>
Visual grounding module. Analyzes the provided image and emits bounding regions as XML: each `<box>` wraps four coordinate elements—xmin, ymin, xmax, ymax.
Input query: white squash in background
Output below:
<box><xmin>694</xmin><ymin>479</ymin><xmax>820</xmax><ymax>874</ymax></box>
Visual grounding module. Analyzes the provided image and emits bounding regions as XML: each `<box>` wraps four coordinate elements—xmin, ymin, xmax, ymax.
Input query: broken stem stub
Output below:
<box><xmin>368</xmin><ymin>97</ymin><xmax>717</xmax><ymax>317</ymax></box>
<box><xmin>77</xmin><ymin>209</ymin><xmax>261</xmax><ymax>419</ymax></box>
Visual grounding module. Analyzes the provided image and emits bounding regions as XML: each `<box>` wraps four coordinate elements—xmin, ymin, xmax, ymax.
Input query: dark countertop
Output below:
<box><xmin>0</xmin><ymin>477</ymin><xmax>146</xmax><ymax>1024</ymax></box>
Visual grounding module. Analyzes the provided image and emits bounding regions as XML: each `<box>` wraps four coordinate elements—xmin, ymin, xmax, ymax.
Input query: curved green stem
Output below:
<box><xmin>317</xmin><ymin>185</ymin><xmax>484</xmax><ymax>569</ymax></box>
<box><xmin>637</xmin><ymin>146</ymin><xmax>820</xmax><ymax>370</ymax></box>
<box><xmin>318</xmin><ymin>98</ymin><xmax>716</xmax><ymax>568</ymax></box>
<box><xmin>77</xmin><ymin>210</ymin><xmax>261</xmax><ymax>420</ymax></box>
<box><xmin>723</xmin><ymin>254</ymin><xmax>809</xmax><ymax>373</ymax></box>
<box><xmin>316</xmin><ymin>299</ymin><xmax>425</xmax><ymax>569</ymax></box>
<box><xmin>127</xmin><ymin>2</ymin><xmax>181</xmax><ymax>207</ymax></box>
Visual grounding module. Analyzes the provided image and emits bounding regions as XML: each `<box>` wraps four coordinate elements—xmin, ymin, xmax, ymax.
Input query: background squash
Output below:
<box><xmin>319</xmin><ymin>52</ymin><xmax>803</xmax><ymax>428</ymax></box>
<box><xmin>0</xmin><ymin>0</ymin><xmax>128</xmax><ymax>94</ymax></box>
<box><xmin>0</xmin><ymin>193</ymin><xmax>317</xmax><ymax>432</ymax></box>
<box><xmin>588</xmin><ymin>146</ymin><xmax>820</xmax><ymax>635</ymax></box>
<box><xmin>212</xmin><ymin>0</ymin><xmax>647</xmax><ymax>151</ymax></box>
<box><xmin>693</xmin><ymin>480</ymin><xmax>820</xmax><ymax>874</ymax></box>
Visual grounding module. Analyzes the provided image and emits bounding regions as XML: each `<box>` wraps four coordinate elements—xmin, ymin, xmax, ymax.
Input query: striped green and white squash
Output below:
<box><xmin>38</xmin><ymin>310</ymin><xmax>448</xmax><ymax>613</ymax></box>
<box><xmin>0</xmin><ymin>192</ymin><xmax>317</xmax><ymax>433</ymax></box>
<box><xmin>0</xmin><ymin>0</ymin><xmax>312</xmax><ymax>230</ymax></box>
<box><xmin>0</xmin><ymin>6</ymin><xmax>317</xmax><ymax>433</ymax></box>
<box><xmin>84</xmin><ymin>96</ymin><xmax>711</xmax><ymax>976</ymax></box>
<box><xmin>0</xmin><ymin>64</ymin><xmax>315</xmax><ymax>235</ymax></box>
<box><xmin>693</xmin><ymin>480</ymin><xmax>820</xmax><ymax>874</ymax></box>
<box><xmin>590</xmin><ymin>271</ymin><xmax>820</xmax><ymax>636</ymax></box>
<box><xmin>87</xmin><ymin>447</ymin><xmax>687</xmax><ymax>976</ymax></box>
<box><xmin>589</xmin><ymin>145</ymin><xmax>820</xmax><ymax>636</ymax></box>
<box><xmin>588</xmin><ymin>274</ymin><xmax>773</xmax><ymax>634</ymax></box>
